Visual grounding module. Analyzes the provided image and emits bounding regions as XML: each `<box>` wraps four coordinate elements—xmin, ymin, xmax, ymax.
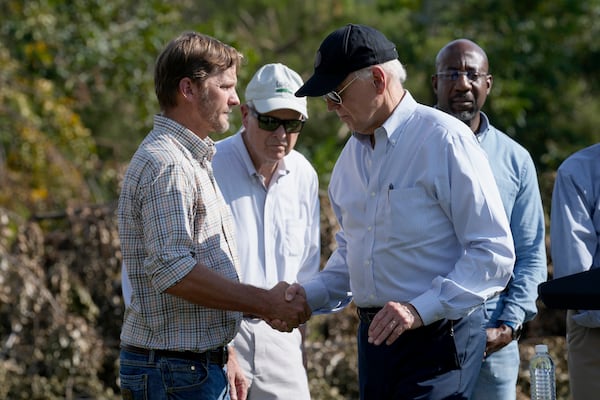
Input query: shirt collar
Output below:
<box><xmin>154</xmin><ymin>114</ymin><xmax>216</xmax><ymax>162</ymax></box>
<box><xmin>230</xmin><ymin>128</ymin><xmax>289</xmax><ymax>179</ymax></box>
<box><xmin>352</xmin><ymin>90</ymin><xmax>417</xmax><ymax>148</ymax></box>
<box><xmin>475</xmin><ymin>111</ymin><xmax>490</xmax><ymax>142</ymax></box>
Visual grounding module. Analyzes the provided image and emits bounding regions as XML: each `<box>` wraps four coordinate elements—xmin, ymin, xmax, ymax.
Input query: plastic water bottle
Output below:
<box><xmin>529</xmin><ymin>344</ymin><xmax>556</xmax><ymax>400</ymax></box>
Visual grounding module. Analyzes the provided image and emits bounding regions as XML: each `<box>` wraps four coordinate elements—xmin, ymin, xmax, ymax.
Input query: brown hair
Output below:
<box><xmin>154</xmin><ymin>31</ymin><xmax>243</xmax><ymax>110</ymax></box>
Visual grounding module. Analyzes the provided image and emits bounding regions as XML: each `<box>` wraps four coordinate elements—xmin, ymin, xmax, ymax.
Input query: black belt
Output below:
<box><xmin>357</xmin><ymin>307</ymin><xmax>383</xmax><ymax>324</ymax></box>
<box><xmin>121</xmin><ymin>344</ymin><xmax>228</xmax><ymax>367</ymax></box>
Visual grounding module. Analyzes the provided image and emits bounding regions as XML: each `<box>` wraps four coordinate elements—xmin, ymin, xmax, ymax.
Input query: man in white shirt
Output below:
<box><xmin>212</xmin><ymin>63</ymin><xmax>319</xmax><ymax>399</ymax></box>
<box><xmin>290</xmin><ymin>24</ymin><xmax>515</xmax><ymax>399</ymax></box>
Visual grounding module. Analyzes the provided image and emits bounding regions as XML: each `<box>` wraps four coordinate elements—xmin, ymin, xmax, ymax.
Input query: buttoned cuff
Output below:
<box><xmin>409</xmin><ymin>293</ymin><xmax>443</xmax><ymax>326</ymax></box>
<box><xmin>303</xmin><ymin>279</ymin><xmax>329</xmax><ymax>312</ymax></box>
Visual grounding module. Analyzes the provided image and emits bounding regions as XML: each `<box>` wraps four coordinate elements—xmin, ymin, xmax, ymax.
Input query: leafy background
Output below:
<box><xmin>2</xmin><ymin>0</ymin><xmax>598</xmax><ymax>398</ymax></box>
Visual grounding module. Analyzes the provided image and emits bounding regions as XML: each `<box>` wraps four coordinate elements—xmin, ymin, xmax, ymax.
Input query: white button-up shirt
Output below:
<box><xmin>212</xmin><ymin>130</ymin><xmax>320</xmax><ymax>289</ymax></box>
<box><xmin>304</xmin><ymin>91</ymin><xmax>515</xmax><ymax>325</ymax></box>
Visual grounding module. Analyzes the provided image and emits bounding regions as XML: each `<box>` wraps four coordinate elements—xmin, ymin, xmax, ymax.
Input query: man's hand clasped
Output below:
<box><xmin>264</xmin><ymin>282</ymin><xmax>311</xmax><ymax>332</ymax></box>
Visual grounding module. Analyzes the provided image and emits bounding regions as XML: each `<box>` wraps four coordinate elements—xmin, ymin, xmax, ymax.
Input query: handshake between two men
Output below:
<box><xmin>261</xmin><ymin>282</ymin><xmax>310</xmax><ymax>332</ymax></box>
<box><xmin>262</xmin><ymin>282</ymin><xmax>425</xmax><ymax>345</ymax></box>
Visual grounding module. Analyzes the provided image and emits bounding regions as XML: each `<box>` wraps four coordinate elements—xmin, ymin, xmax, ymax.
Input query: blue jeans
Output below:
<box><xmin>119</xmin><ymin>348</ymin><xmax>230</xmax><ymax>400</ymax></box>
<box><xmin>471</xmin><ymin>339</ymin><xmax>519</xmax><ymax>400</ymax></box>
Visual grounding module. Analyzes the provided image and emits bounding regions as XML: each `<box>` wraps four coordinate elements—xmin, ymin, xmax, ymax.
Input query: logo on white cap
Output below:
<box><xmin>245</xmin><ymin>63</ymin><xmax>308</xmax><ymax>119</ymax></box>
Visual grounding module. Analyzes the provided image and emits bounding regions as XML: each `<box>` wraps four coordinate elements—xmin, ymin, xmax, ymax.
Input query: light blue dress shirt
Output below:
<box><xmin>550</xmin><ymin>143</ymin><xmax>600</xmax><ymax>328</ymax></box>
<box><xmin>476</xmin><ymin>112</ymin><xmax>547</xmax><ymax>327</ymax></box>
<box><xmin>304</xmin><ymin>91</ymin><xmax>515</xmax><ymax>325</ymax></box>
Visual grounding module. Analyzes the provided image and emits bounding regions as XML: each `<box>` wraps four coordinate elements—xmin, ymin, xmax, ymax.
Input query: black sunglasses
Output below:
<box><xmin>248</xmin><ymin>108</ymin><xmax>305</xmax><ymax>133</ymax></box>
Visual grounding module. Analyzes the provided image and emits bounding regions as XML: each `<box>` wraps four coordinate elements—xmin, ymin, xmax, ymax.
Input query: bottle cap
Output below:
<box><xmin>535</xmin><ymin>344</ymin><xmax>548</xmax><ymax>353</ymax></box>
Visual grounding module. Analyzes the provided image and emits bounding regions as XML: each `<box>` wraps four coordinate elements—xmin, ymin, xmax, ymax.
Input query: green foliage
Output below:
<box><xmin>391</xmin><ymin>0</ymin><xmax>600</xmax><ymax>170</ymax></box>
<box><xmin>0</xmin><ymin>0</ymin><xmax>187</xmax><ymax>214</ymax></box>
<box><xmin>3</xmin><ymin>0</ymin><xmax>597</xmax><ymax>213</ymax></box>
<box><xmin>0</xmin><ymin>42</ymin><xmax>96</xmax><ymax>214</ymax></box>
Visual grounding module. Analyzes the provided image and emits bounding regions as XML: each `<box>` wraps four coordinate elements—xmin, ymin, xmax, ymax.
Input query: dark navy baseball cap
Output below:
<box><xmin>295</xmin><ymin>24</ymin><xmax>398</xmax><ymax>97</ymax></box>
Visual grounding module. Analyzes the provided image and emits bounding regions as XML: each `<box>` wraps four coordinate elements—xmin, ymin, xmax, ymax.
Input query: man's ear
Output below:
<box><xmin>431</xmin><ymin>75</ymin><xmax>439</xmax><ymax>95</ymax></box>
<box><xmin>240</xmin><ymin>104</ymin><xmax>250</xmax><ymax>127</ymax></box>
<box><xmin>179</xmin><ymin>77</ymin><xmax>195</xmax><ymax>100</ymax></box>
<box><xmin>371</xmin><ymin>65</ymin><xmax>386</xmax><ymax>93</ymax></box>
<box><xmin>486</xmin><ymin>74</ymin><xmax>493</xmax><ymax>95</ymax></box>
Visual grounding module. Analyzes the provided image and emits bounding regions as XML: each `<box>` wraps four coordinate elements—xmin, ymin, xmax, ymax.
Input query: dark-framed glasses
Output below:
<box><xmin>435</xmin><ymin>70</ymin><xmax>489</xmax><ymax>82</ymax></box>
<box><xmin>248</xmin><ymin>108</ymin><xmax>305</xmax><ymax>133</ymax></box>
<box><xmin>324</xmin><ymin>74</ymin><xmax>361</xmax><ymax>105</ymax></box>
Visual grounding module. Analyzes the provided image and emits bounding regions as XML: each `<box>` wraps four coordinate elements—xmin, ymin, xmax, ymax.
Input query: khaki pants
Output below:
<box><xmin>232</xmin><ymin>318</ymin><xmax>310</xmax><ymax>400</ymax></box>
<box><xmin>566</xmin><ymin>310</ymin><xmax>600</xmax><ymax>400</ymax></box>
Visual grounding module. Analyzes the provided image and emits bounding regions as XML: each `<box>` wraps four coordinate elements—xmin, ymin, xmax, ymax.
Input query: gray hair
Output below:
<box><xmin>381</xmin><ymin>59</ymin><xmax>407</xmax><ymax>83</ymax></box>
<box><xmin>355</xmin><ymin>59</ymin><xmax>407</xmax><ymax>84</ymax></box>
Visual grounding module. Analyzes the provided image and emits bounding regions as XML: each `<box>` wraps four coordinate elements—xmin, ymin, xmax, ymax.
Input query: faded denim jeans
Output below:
<box><xmin>119</xmin><ymin>348</ymin><xmax>229</xmax><ymax>400</ymax></box>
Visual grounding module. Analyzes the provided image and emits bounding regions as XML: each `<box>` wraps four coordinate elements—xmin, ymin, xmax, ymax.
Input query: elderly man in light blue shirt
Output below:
<box><xmin>433</xmin><ymin>39</ymin><xmax>547</xmax><ymax>400</ymax></box>
<box><xmin>551</xmin><ymin>143</ymin><xmax>600</xmax><ymax>400</ymax></box>
<box><xmin>292</xmin><ymin>24</ymin><xmax>515</xmax><ymax>399</ymax></box>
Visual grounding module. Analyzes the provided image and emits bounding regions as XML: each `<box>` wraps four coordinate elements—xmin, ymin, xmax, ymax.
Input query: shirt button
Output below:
<box><xmin>367</xmin><ymin>226</ymin><xmax>372</xmax><ymax>231</ymax></box>
<box><xmin>371</xmin><ymin>192</ymin><xmax>376</xmax><ymax>197</ymax></box>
